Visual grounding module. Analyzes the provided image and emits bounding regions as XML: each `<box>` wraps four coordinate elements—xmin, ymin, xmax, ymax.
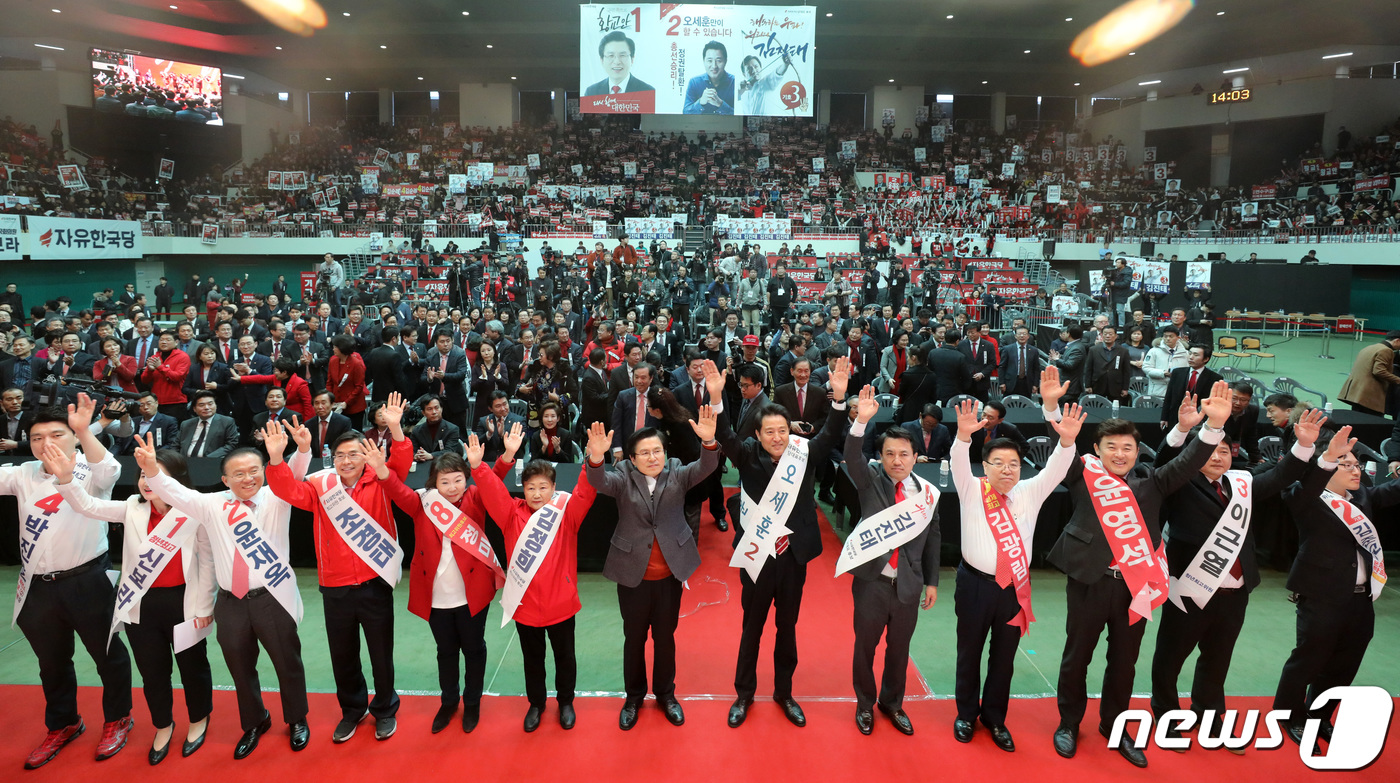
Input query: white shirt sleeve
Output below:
<box><xmin>850</xmin><ymin>418</ymin><xmax>868</xmax><ymax>438</ymax></box>
<box><xmin>1165</xmin><ymin>426</ymin><xmax>1189</xmax><ymax>449</ymax></box>
<box><xmin>950</xmin><ymin>437</ymin><xmax>978</xmax><ymax>495</ymax></box>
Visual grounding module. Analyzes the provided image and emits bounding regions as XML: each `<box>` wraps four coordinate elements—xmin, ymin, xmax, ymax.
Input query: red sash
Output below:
<box><xmin>421</xmin><ymin>489</ymin><xmax>505</xmax><ymax>590</ymax></box>
<box><xmin>1080</xmin><ymin>455</ymin><xmax>1168</xmax><ymax>624</ymax></box>
<box><xmin>979</xmin><ymin>478</ymin><xmax>1034</xmax><ymax>636</ymax></box>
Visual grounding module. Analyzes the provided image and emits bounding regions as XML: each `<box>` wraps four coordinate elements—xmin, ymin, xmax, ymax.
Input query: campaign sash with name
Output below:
<box><xmin>1322</xmin><ymin>490</ymin><xmax>1387</xmax><ymax>601</ymax></box>
<box><xmin>1170</xmin><ymin>471</ymin><xmax>1252</xmax><ymax>611</ymax></box>
<box><xmin>731</xmin><ymin>435</ymin><xmax>808</xmax><ymax>581</ymax></box>
<box><xmin>310</xmin><ymin>469</ymin><xmax>403</xmax><ymax>586</ymax></box>
<box><xmin>500</xmin><ymin>491</ymin><xmax>571</xmax><ymax>627</ymax></box>
<box><xmin>835</xmin><ymin>475</ymin><xmax>938</xmax><ymax>576</ymax></box>
<box><xmin>1081</xmin><ymin>455</ymin><xmax>1169</xmax><ymax>624</ymax></box>
<box><xmin>221</xmin><ymin>498</ymin><xmax>301</xmax><ymax>622</ymax></box>
<box><xmin>979</xmin><ymin>478</ymin><xmax>1034</xmax><ymax>636</ymax></box>
<box><xmin>419</xmin><ymin>489</ymin><xmax>505</xmax><ymax>591</ymax></box>
<box><xmin>109</xmin><ymin>506</ymin><xmax>200</xmax><ymax>648</ymax></box>
<box><xmin>13</xmin><ymin>459</ymin><xmax>92</xmax><ymax>626</ymax></box>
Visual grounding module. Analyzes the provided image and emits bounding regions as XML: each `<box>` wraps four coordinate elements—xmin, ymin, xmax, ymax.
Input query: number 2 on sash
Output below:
<box><xmin>744</xmin><ymin>542</ymin><xmax>759</xmax><ymax>561</ymax></box>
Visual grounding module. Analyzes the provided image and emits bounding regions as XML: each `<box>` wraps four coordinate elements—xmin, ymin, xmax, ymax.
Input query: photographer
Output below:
<box><xmin>317</xmin><ymin>252</ymin><xmax>346</xmax><ymax>313</ymax></box>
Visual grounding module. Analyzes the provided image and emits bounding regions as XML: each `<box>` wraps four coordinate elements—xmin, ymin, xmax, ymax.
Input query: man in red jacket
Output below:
<box><xmin>264</xmin><ymin>395</ymin><xmax>412</xmax><ymax>743</ymax></box>
<box><xmin>613</xmin><ymin>235</ymin><xmax>639</xmax><ymax>267</ymax></box>
<box><xmin>469</xmin><ymin>423</ymin><xmax>599</xmax><ymax>733</ymax></box>
<box><xmin>237</xmin><ymin>358</ymin><xmax>313</xmax><ymax>422</ymax></box>
<box><xmin>141</xmin><ymin>329</ymin><xmax>191</xmax><ymax>420</ymax></box>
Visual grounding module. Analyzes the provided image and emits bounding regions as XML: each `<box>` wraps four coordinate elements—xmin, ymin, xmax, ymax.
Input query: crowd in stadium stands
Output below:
<box><xmin>4</xmin><ymin>113</ymin><xmax>1399</xmax><ymax>239</ymax></box>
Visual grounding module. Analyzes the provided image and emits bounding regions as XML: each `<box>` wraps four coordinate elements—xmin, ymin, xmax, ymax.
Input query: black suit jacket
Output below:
<box><xmin>580</xmin><ymin>365</ymin><xmax>612</xmax><ymax>429</ymax></box>
<box><xmin>307</xmin><ymin>412</ymin><xmax>354</xmax><ymax>456</ymax></box>
<box><xmin>997</xmin><ymin>341</ymin><xmax>1042</xmax><ymax>391</ymax></box>
<box><xmin>1155</xmin><ymin>435</ymin><xmax>1311</xmax><ymax>593</ymax></box>
<box><xmin>1224</xmin><ymin>404</ymin><xmax>1262</xmax><ymax>465</ymax></box>
<box><xmin>1283</xmin><ymin>463</ymin><xmax>1400</xmax><ymax>602</ymax></box>
<box><xmin>184</xmin><ymin>363</ymin><xmax>235</xmax><ymax>415</ymax></box>
<box><xmin>843</xmin><ymin>431</ymin><xmax>941</xmax><ymax>604</ymax></box>
<box><xmin>773</xmin><ymin>381</ymin><xmax>829</xmax><ymax>434</ymax></box>
<box><xmin>958</xmin><ymin>339</ymin><xmax>996</xmax><ymax>393</ymax></box>
<box><xmin>1051</xmin><ymin>339</ymin><xmax>1088</xmax><ymax>398</ymax></box>
<box><xmin>715</xmin><ymin>401</ymin><xmax>847</xmax><ymax>565</ymax></box>
<box><xmin>903</xmin><ymin>421</ymin><xmax>952</xmax><ymax>461</ymax></box>
<box><xmin>528</xmin><ymin>428</ymin><xmax>578</xmax><ymax>463</ymax></box>
<box><xmin>1085</xmin><ymin>343</ymin><xmax>1132</xmax><ymax>400</ymax></box>
<box><xmin>1160</xmin><ymin>366</ymin><xmax>1224</xmax><ymax>431</ymax></box>
<box><xmin>411</xmin><ymin>419</ymin><xmax>464</xmax><ymax>459</ymax></box>
<box><xmin>610</xmin><ymin>388</ymin><xmax>661</xmax><ymax>451</ymax></box>
<box><xmin>894</xmin><ymin>364</ymin><xmax>940</xmax><ymax>423</ymax></box>
<box><xmin>925</xmin><ymin>345</ymin><xmax>973</xmax><ymax>404</ymax></box>
<box><xmin>256</xmin><ymin>339</ymin><xmax>301</xmax><ymax>363</ymax></box>
<box><xmin>968</xmin><ymin>420</ymin><xmax>1028</xmax><ymax>461</ymax></box>
<box><xmin>365</xmin><ymin>344</ymin><xmax>404</xmax><ymax>401</ymax></box>
<box><xmin>472</xmin><ymin>413</ymin><xmax>523</xmax><ymax>462</ymax></box>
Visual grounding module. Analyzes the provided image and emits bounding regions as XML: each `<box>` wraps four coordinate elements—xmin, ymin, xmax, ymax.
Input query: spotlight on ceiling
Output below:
<box><xmin>238</xmin><ymin>0</ymin><xmax>328</xmax><ymax>37</ymax></box>
<box><xmin>1071</xmin><ymin>0</ymin><xmax>1194</xmax><ymax>66</ymax></box>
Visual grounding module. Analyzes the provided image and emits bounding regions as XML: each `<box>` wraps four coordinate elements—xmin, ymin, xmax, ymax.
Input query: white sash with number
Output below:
<box><xmin>218</xmin><ymin>498</ymin><xmax>302</xmax><ymax>621</ymax></box>
<box><xmin>1322</xmin><ymin>490</ymin><xmax>1387</xmax><ymax>601</ymax></box>
<box><xmin>500</xmin><ymin>491</ymin><xmax>571</xmax><ymax>627</ymax></box>
<box><xmin>835</xmin><ymin>474</ymin><xmax>939</xmax><ymax>575</ymax></box>
<box><xmin>730</xmin><ymin>435</ymin><xmax>808</xmax><ymax>581</ymax></box>
<box><xmin>1169</xmin><ymin>471</ymin><xmax>1253</xmax><ymax>611</ymax></box>
<box><xmin>310</xmin><ymin>469</ymin><xmax>403</xmax><ymax>586</ymax></box>
<box><xmin>13</xmin><ymin>459</ymin><xmax>92</xmax><ymax>626</ymax></box>
<box><xmin>419</xmin><ymin>489</ymin><xmax>505</xmax><ymax>590</ymax></box>
<box><xmin>109</xmin><ymin>506</ymin><xmax>200</xmax><ymax>648</ymax></box>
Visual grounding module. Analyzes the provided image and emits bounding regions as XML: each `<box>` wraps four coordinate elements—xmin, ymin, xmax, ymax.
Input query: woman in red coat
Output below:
<box><xmin>92</xmin><ymin>337</ymin><xmax>140</xmax><ymax>394</ymax></box>
<box><xmin>328</xmin><ymin>334</ymin><xmax>367</xmax><ymax>429</ymax></box>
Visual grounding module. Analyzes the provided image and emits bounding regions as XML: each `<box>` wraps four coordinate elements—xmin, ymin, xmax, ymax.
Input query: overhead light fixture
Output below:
<box><xmin>1322</xmin><ymin>52</ymin><xmax>1353</xmax><ymax>59</ymax></box>
<box><xmin>429</xmin><ymin>91</ymin><xmax>440</xmax><ymax>99</ymax></box>
<box><xmin>1065</xmin><ymin>17</ymin><xmax>1073</xmax><ymax>21</ymax></box>
<box><xmin>275</xmin><ymin>46</ymin><xmax>283</xmax><ymax>49</ymax></box>
<box><xmin>1216</xmin><ymin>10</ymin><xmax>1224</xmax><ymax>15</ymax></box>
<box><xmin>170</xmin><ymin>4</ymin><xmax>178</xmax><ymax>8</ymax></box>
<box><xmin>380</xmin><ymin>45</ymin><xmax>386</xmax><ymax>49</ymax></box>
<box><xmin>325</xmin><ymin>77</ymin><xmax>331</xmax><ymax>80</ymax></box>
<box><xmin>1024</xmin><ymin>49</ymin><xmax>1031</xmax><ymax>54</ymax></box>
<box><xmin>1073</xmin><ymin>82</ymin><xmax>1081</xmax><ymax>86</ymax></box>
<box><xmin>238</xmin><ymin>0</ymin><xmax>328</xmax><ymax>37</ymax></box>
<box><xmin>511</xmin><ymin>76</ymin><xmax>517</xmax><ymax>80</ymax></box>
<box><xmin>1222</xmin><ymin>67</ymin><xmax>1249</xmax><ymax>74</ymax></box>
<box><xmin>417</xmin><ymin>76</ymin><xmax>424</xmax><ymax>80</ymax></box>
<box><xmin>462</xmin><ymin>10</ymin><xmax>469</xmax><ymax>14</ymax></box>
<box><xmin>225</xmin><ymin>73</ymin><xmax>246</xmax><ymax>79</ymax></box>
<box><xmin>825</xmin><ymin>12</ymin><xmax>832</xmax><ymax>16</ymax></box>
<box><xmin>52</xmin><ymin>8</ymin><xmax>61</xmax><ymax>12</ymax></box>
<box><xmin>982</xmin><ymin>80</ymin><xmax>988</xmax><ymax>84</ymax></box>
<box><xmin>935</xmin><ymin>94</ymin><xmax>953</xmax><ymax>102</ymax></box>
<box><xmin>1128</xmin><ymin>51</ymin><xmax>1136</xmax><ymax>55</ymax></box>
<box><xmin>342</xmin><ymin>11</ymin><xmax>349</xmax><ymax>16</ymax></box>
<box><xmin>1071</xmin><ymin>0</ymin><xmax>1194</xmax><ymax>66</ymax></box>
<box><xmin>1139</xmin><ymin>79</ymin><xmax>1161</xmax><ymax>85</ymax></box>
<box><xmin>946</xmin><ymin>14</ymin><xmax>953</xmax><ymax>19</ymax></box>
<box><xmin>888</xmin><ymin>79</ymin><xmax>894</xmax><ymax>83</ymax></box>
<box><xmin>278</xmin><ymin>91</ymin><xmax>289</xmax><ymax>100</ymax></box>
<box><xmin>35</xmin><ymin>43</ymin><xmax>65</xmax><ymax>50</ymax></box>
<box><xmin>486</xmin><ymin>44</ymin><xmax>493</xmax><ymax>48</ymax></box>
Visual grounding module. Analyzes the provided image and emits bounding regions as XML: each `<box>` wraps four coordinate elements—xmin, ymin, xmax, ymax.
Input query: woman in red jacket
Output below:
<box><xmin>328</xmin><ymin>334</ymin><xmax>367</xmax><ymax>429</ymax></box>
<box><xmin>140</xmin><ymin>330</ymin><xmax>191</xmax><ymax>420</ymax></box>
<box><xmin>381</xmin><ymin>444</ymin><xmax>515</xmax><ymax>734</ymax></box>
<box><xmin>236</xmin><ymin>357</ymin><xmax>313</xmax><ymax>422</ymax></box>
<box><xmin>468</xmin><ymin>425</ymin><xmax>598</xmax><ymax>734</ymax></box>
<box><xmin>92</xmin><ymin>337</ymin><xmax>140</xmax><ymax>394</ymax></box>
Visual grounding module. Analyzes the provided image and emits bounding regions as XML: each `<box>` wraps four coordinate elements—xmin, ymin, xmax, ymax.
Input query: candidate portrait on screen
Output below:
<box><xmin>584</xmin><ymin>31</ymin><xmax>655</xmax><ymax>96</ymax></box>
<box><xmin>683</xmin><ymin>40</ymin><xmax>734</xmax><ymax>115</ymax></box>
<box><xmin>737</xmin><ymin>52</ymin><xmax>792</xmax><ymax>115</ymax></box>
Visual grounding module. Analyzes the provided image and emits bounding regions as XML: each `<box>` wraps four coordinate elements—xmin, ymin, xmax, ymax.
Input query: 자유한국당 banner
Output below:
<box><xmin>26</xmin><ymin>216</ymin><xmax>142</xmax><ymax>260</ymax></box>
<box><xmin>579</xmin><ymin>4</ymin><xmax>815</xmax><ymax>116</ymax></box>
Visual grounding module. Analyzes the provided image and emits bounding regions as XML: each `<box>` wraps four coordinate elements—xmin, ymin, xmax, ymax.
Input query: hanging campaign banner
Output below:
<box><xmin>1046</xmin><ymin>184</ymin><xmax>1062</xmax><ymax>203</ymax></box>
<box><xmin>158</xmin><ymin>158</ymin><xmax>175</xmax><ymax>180</ymax></box>
<box><xmin>714</xmin><ymin>216</ymin><xmax>790</xmax><ymax>240</ymax></box>
<box><xmin>840</xmin><ymin>141</ymin><xmax>857</xmax><ymax>159</ymax></box>
<box><xmin>913</xmin><ymin>147</ymin><xmax>926</xmax><ymax>162</ymax></box>
<box><xmin>592</xmin><ymin>220</ymin><xmax>609</xmax><ymax>239</ymax></box>
<box><xmin>527</xmin><ymin>154</ymin><xmax>541</xmax><ymax>169</ymax></box>
<box><xmin>812</xmin><ymin>157</ymin><xmax>825</xmax><ymax>172</ymax></box>
<box><xmin>929</xmin><ymin>124</ymin><xmax>945</xmax><ymax>142</ymax></box>
<box><xmin>578</xmin><ymin>4</ymin><xmax>815</xmax><ymax>116</ymax></box>
<box><xmin>27</xmin><ymin>217</ymin><xmax>142</xmax><ymax>260</ymax></box>
<box><xmin>0</xmin><ymin>215</ymin><xmax>21</xmax><ymax>260</ymax></box>
<box><xmin>448</xmin><ymin>174</ymin><xmax>468</xmax><ymax>194</ymax></box>
<box><xmin>623</xmin><ymin>216</ymin><xmax>673</xmax><ymax>240</ymax></box>
<box><xmin>201</xmin><ymin>224</ymin><xmax>218</xmax><ymax>245</ymax></box>
<box><xmin>1185</xmin><ymin>261</ymin><xmax>1211</xmax><ymax>290</ymax></box>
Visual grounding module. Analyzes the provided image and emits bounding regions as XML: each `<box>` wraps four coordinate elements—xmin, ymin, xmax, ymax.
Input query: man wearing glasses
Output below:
<box><xmin>947</xmin><ymin>369</ymin><xmax>1086</xmax><ymax>752</ymax></box>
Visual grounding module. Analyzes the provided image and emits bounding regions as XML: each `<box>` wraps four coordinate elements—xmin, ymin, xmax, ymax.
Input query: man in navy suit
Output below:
<box><xmin>903</xmin><ymin>404</ymin><xmax>952</xmax><ymax>462</ymax></box>
<box><xmin>117</xmin><ymin>392</ymin><xmax>180</xmax><ymax>455</ymax></box>
<box><xmin>611</xmin><ymin>362</ymin><xmax>659</xmax><ymax>461</ymax></box>
<box><xmin>997</xmin><ymin>326</ymin><xmax>1041</xmax><ymax>400</ymax></box>
<box><xmin>228</xmin><ymin>335</ymin><xmax>274</xmax><ymax>438</ymax></box>
<box><xmin>958</xmin><ymin>321</ymin><xmax>997</xmax><ymax>402</ymax></box>
<box><xmin>473</xmin><ymin>391</ymin><xmax>525</xmax><ymax>463</ymax></box>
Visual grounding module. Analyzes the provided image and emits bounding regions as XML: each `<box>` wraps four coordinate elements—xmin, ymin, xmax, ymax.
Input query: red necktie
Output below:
<box><xmin>889</xmin><ymin>482</ymin><xmax>905</xmax><ymax>570</ymax></box>
<box><xmin>137</xmin><ymin>338</ymin><xmax>149</xmax><ymax>367</ymax></box>
<box><xmin>273</xmin><ymin>343</ymin><xmax>280</xmax><ymax>361</ymax></box>
<box><xmin>635</xmin><ymin>393</ymin><xmax>645</xmax><ymax>430</ymax></box>
<box><xmin>1188</xmin><ymin>369</ymin><xmax>1199</xmax><ymax>393</ymax></box>
<box><xmin>320</xmin><ymin>419</ymin><xmax>328</xmax><ymax>450</ymax></box>
<box><xmin>222</xmin><ymin>342</ymin><xmax>230</xmax><ymax>363</ymax></box>
<box><xmin>231</xmin><ymin>500</ymin><xmax>255</xmax><ymax>598</ymax></box>
<box><xmin>695</xmin><ymin>383</ymin><xmax>704</xmax><ymax>410</ymax></box>
<box><xmin>797</xmin><ymin>387</ymin><xmax>805</xmax><ymax>418</ymax></box>
<box><xmin>1214</xmin><ymin>480</ymin><xmax>1244</xmax><ymax>579</ymax></box>
<box><xmin>611</xmin><ymin>85</ymin><xmax>620</xmax><ymax>94</ymax></box>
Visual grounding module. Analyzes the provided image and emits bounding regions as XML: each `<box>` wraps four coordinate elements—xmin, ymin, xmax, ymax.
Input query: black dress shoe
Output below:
<box><xmin>953</xmin><ymin>718</ymin><xmax>975</xmax><ymax>743</ymax></box>
<box><xmin>855</xmin><ymin>708</ymin><xmax>874</xmax><ymax>735</ymax></box>
<box><xmin>181</xmin><ymin>720</ymin><xmax>208</xmax><ymax>759</ymax></box>
<box><xmin>778</xmin><ymin>698</ymin><xmax>806</xmax><ymax>727</ymax></box>
<box><xmin>1053</xmin><ymin>724</ymin><xmax>1077</xmax><ymax>759</ymax></box>
<box><xmin>289</xmin><ymin>721</ymin><xmax>310</xmax><ymax>752</ymax></box>
<box><xmin>523</xmin><ymin>706</ymin><xmax>542</xmax><ymax>733</ymax></box>
<box><xmin>234</xmin><ymin>714</ymin><xmax>272</xmax><ymax>761</ymax></box>
<box><xmin>432</xmin><ymin>705</ymin><xmax>456</xmax><ymax>734</ymax></box>
<box><xmin>716</xmin><ymin>518</ymin><xmax>729</xmax><ymax>532</ymax></box>
<box><xmin>1284</xmin><ymin>720</ymin><xmax>1307</xmax><ymax>746</ymax></box>
<box><xmin>988</xmin><ymin>724</ymin><xmax>1015</xmax><ymax>752</ymax></box>
<box><xmin>818</xmin><ymin>490</ymin><xmax>837</xmax><ymax>505</ymax></box>
<box><xmin>1319</xmin><ymin>720</ymin><xmax>1334</xmax><ymax>743</ymax></box>
<box><xmin>461</xmin><ymin>707</ymin><xmax>480</xmax><ymax>734</ymax></box>
<box><xmin>148</xmin><ymin>733</ymin><xmax>171</xmax><ymax>766</ymax></box>
<box><xmin>559</xmin><ymin>704</ymin><xmax>576</xmax><ymax>730</ymax></box>
<box><xmin>1099</xmin><ymin>723</ymin><xmax>1146</xmax><ymax>767</ymax></box>
<box><xmin>877</xmin><ymin>703</ymin><xmax>914</xmax><ymax>735</ymax></box>
<box><xmin>728</xmin><ymin>698</ymin><xmax>752</xmax><ymax>728</ymax></box>
<box><xmin>1160</xmin><ymin>726</ymin><xmax>1187</xmax><ymax>752</ymax></box>
<box><xmin>619</xmin><ymin>701</ymin><xmax>640</xmax><ymax>731</ymax></box>
<box><xmin>661</xmin><ymin>697</ymin><xmax>685</xmax><ymax>726</ymax></box>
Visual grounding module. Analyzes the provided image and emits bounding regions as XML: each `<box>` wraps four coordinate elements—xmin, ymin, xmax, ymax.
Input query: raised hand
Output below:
<box><xmin>586</xmin><ymin>421</ymin><xmax>612</xmax><ymax>463</ymax></box>
<box><xmin>702</xmin><ymin>359</ymin><xmax>726</xmax><ymax>404</ymax></box>
<box><xmin>381</xmin><ymin>392</ymin><xmax>406</xmax><ymax>430</ymax></box>
<box><xmin>1049</xmin><ymin>403</ymin><xmax>1088</xmax><ymax>446</ymax></box>
<box><xmin>134</xmin><ymin>432</ymin><xmax>160</xmax><ymax>478</ymax></box>
<box><xmin>829</xmin><ymin>355</ymin><xmax>852</xmax><ymax>400</ymax></box>
<box><xmin>263</xmin><ymin>419</ymin><xmax>289</xmax><ymax>459</ymax></box>
<box><xmin>855</xmin><ymin>384</ymin><xmax>880</xmax><ymax>423</ymax></box>
<box><xmin>67</xmin><ymin>393</ymin><xmax>97</xmax><ymax>434</ymax></box>
<box><xmin>1322</xmin><ymin>424</ymin><xmax>1357</xmax><ymax>463</ymax></box>
<box><xmin>1201</xmin><ymin>380</ymin><xmax>1232</xmax><ymax>428</ymax></box>
<box><xmin>1176</xmin><ymin>393</ymin><xmax>1204</xmax><ymax>431</ymax></box>
<box><xmin>690</xmin><ymin>403</ymin><xmax>717</xmax><ymax>442</ymax></box>
<box><xmin>362</xmin><ymin>439</ymin><xmax>388</xmax><ymax>478</ymax></box>
<box><xmin>40</xmin><ymin>441</ymin><xmax>76</xmax><ymax>484</ymax></box>
<box><xmin>464</xmin><ymin>432</ymin><xmax>485</xmax><ymax>468</ymax></box>
<box><xmin>1292</xmin><ymin>407</ymin><xmax>1326</xmax><ymax>449</ymax></box>
<box><xmin>954</xmin><ymin>398</ymin><xmax>986</xmax><ymax>442</ymax></box>
<box><xmin>502</xmin><ymin>421</ymin><xmax>525</xmax><ymax>459</ymax></box>
<box><xmin>1039</xmin><ymin>365</ymin><xmax>1068</xmax><ymax>408</ymax></box>
<box><xmin>286</xmin><ymin>415</ymin><xmax>311</xmax><ymax>452</ymax></box>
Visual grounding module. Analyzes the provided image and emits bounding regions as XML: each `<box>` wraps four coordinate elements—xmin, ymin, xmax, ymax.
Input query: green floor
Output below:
<box><xmin>1201</xmin><ymin>329</ymin><xmax>1379</xmax><ymax>408</ymax></box>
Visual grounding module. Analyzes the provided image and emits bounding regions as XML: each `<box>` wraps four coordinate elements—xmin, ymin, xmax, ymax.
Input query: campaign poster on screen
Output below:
<box><xmin>579</xmin><ymin>4</ymin><xmax>815</xmax><ymax>116</ymax></box>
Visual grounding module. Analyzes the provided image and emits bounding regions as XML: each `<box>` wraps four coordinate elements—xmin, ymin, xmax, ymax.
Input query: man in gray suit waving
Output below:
<box><xmin>584</xmin><ymin>407</ymin><xmax>721</xmax><ymax>731</ymax></box>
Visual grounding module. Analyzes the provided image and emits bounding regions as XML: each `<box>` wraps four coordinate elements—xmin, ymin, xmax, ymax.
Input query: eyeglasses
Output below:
<box><xmin>1336</xmin><ymin>462</ymin><xmax>1362</xmax><ymax>472</ymax></box>
<box><xmin>984</xmin><ymin>461</ymin><xmax>1022</xmax><ymax>472</ymax></box>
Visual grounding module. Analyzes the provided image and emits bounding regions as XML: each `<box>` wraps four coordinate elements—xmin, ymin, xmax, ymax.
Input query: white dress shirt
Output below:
<box><xmin>0</xmin><ymin>453</ymin><xmax>120</xmax><ymax>573</ymax></box>
<box><xmin>431</xmin><ymin>533</ymin><xmax>469</xmax><ymax>609</ymax></box>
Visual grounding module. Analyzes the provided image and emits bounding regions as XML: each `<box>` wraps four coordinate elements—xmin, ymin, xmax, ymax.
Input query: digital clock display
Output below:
<box><xmin>1209</xmin><ymin>88</ymin><xmax>1252</xmax><ymax>104</ymax></box>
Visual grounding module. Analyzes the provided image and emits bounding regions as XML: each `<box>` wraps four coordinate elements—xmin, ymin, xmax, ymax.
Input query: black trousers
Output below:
<box><xmin>851</xmin><ymin>576</ymin><xmax>919</xmax><ymax>711</ymax></box>
<box><xmin>1004</xmin><ymin>375</ymin><xmax>1033</xmax><ymax>399</ymax></box>
<box><xmin>125</xmin><ymin>585</ymin><xmax>213</xmax><ymax>728</ymax></box>
<box><xmin>321</xmin><ymin>578</ymin><xmax>399</xmax><ymax>720</ymax></box>
<box><xmin>428</xmin><ymin>604</ymin><xmax>488</xmax><ymax>711</ymax></box>
<box><xmin>1056</xmin><ymin>575</ymin><xmax>1146</xmax><ymax>731</ymax></box>
<box><xmin>1348</xmin><ymin>402</ymin><xmax>1385</xmax><ymax>418</ymax></box>
<box><xmin>517</xmin><ymin>617</ymin><xmax>577</xmax><ymax>709</ymax></box>
<box><xmin>1273</xmin><ymin>591</ymin><xmax>1375</xmax><ymax>721</ymax></box>
<box><xmin>1150</xmin><ymin>586</ymin><xmax>1249</xmax><ymax>718</ymax></box>
<box><xmin>215</xmin><ymin>588</ymin><xmax>308</xmax><ymax>731</ymax></box>
<box><xmin>17</xmin><ymin>557</ymin><xmax>132</xmax><ymax>731</ymax></box>
<box><xmin>617</xmin><ymin>577</ymin><xmax>684</xmax><ymax>702</ymax></box>
<box><xmin>697</xmin><ymin>467</ymin><xmax>727</xmax><ymax>524</ymax></box>
<box><xmin>954</xmin><ymin>563</ymin><xmax>1021</xmax><ymax>727</ymax></box>
<box><xmin>734</xmin><ymin>549</ymin><xmax>807</xmax><ymax>701</ymax></box>
<box><xmin>157</xmin><ymin>403</ymin><xmax>189</xmax><ymax>423</ymax></box>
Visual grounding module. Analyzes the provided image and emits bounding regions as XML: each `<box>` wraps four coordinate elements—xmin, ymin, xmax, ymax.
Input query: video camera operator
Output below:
<box><xmin>317</xmin><ymin>251</ymin><xmax>346</xmax><ymax>313</ymax></box>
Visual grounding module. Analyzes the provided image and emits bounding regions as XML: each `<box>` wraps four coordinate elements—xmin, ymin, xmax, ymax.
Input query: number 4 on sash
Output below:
<box><xmin>34</xmin><ymin>493</ymin><xmax>63</xmax><ymax>516</ymax></box>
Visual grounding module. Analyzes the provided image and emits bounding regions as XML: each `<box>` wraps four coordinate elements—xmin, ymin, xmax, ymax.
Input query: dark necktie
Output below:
<box><xmin>1211</xmin><ymin>479</ymin><xmax>1244</xmax><ymax>578</ymax></box>
<box><xmin>189</xmin><ymin>419</ymin><xmax>207</xmax><ymax>457</ymax></box>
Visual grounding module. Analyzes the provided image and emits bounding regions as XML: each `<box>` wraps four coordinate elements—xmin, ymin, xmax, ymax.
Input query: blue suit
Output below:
<box><xmin>683</xmin><ymin>72</ymin><xmax>735</xmax><ymax>115</ymax></box>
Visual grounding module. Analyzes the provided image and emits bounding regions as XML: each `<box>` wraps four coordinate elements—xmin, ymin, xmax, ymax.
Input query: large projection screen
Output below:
<box><xmin>579</xmin><ymin>4</ymin><xmax>815</xmax><ymax>116</ymax></box>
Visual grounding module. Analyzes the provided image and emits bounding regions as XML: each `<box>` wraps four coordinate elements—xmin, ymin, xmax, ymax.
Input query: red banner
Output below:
<box><xmin>1252</xmin><ymin>185</ymin><xmax>1276</xmax><ymax>200</ymax></box>
<box><xmin>300</xmin><ymin>271</ymin><xmax>318</xmax><ymax>302</ymax></box>
<box><xmin>988</xmin><ymin>283</ymin><xmax>1039</xmax><ymax>301</ymax></box>
<box><xmin>1355</xmin><ymin>174</ymin><xmax>1392</xmax><ymax>192</ymax></box>
<box><xmin>973</xmin><ymin>269</ymin><xmax>1027</xmax><ymax>285</ymax></box>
